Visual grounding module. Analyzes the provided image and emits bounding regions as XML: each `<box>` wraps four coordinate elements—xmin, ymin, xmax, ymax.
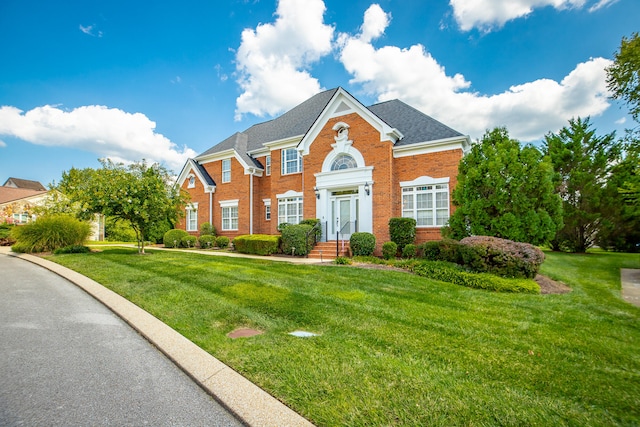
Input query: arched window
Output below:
<box><xmin>331</xmin><ymin>154</ymin><xmax>357</xmax><ymax>171</ymax></box>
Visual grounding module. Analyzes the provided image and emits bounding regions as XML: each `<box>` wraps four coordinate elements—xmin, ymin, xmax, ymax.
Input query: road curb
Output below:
<box><xmin>5</xmin><ymin>249</ymin><xmax>314</xmax><ymax>427</ymax></box>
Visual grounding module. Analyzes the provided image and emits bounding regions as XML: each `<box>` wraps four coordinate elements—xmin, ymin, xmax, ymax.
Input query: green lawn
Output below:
<box><xmin>48</xmin><ymin>248</ymin><xmax>640</xmax><ymax>426</ymax></box>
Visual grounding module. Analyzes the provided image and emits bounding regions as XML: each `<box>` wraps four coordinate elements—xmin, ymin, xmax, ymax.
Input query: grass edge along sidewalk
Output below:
<box><xmin>5</xmin><ymin>248</ymin><xmax>314</xmax><ymax>427</ymax></box>
<box><xmin>45</xmin><ymin>247</ymin><xmax>640</xmax><ymax>426</ymax></box>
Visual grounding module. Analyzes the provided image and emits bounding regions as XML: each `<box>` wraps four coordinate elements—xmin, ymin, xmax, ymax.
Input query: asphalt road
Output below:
<box><xmin>0</xmin><ymin>253</ymin><xmax>243</xmax><ymax>427</ymax></box>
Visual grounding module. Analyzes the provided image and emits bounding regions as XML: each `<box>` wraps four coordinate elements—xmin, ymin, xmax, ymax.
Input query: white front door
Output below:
<box><xmin>331</xmin><ymin>193</ymin><xmax>358</xmax><ymax>239</ymax></box>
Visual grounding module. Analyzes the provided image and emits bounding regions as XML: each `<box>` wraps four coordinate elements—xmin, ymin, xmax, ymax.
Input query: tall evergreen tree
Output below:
<box><xmin>447</xmin><ymin>127</ymin><xmax>562</xmax><ymax>246</ymax></box>
<box><xmin>543</xmin><ymin>117</ymin><xmax>622</xmax><ymax>252</ymax></box>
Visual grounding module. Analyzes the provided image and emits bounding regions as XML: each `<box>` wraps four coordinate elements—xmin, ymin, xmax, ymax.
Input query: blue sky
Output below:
<box><xmin>0</xmin><ymin>0</ymin><xmax>637</xmax><ymax>186</ymax></box>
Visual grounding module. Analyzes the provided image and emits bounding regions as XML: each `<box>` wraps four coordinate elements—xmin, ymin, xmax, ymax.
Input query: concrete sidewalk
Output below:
<box><xmin>622</xmin><ymin>268</ymin><xmax>640</xmax><ymax>308</ymax></box>
<box><xmin>0</xmin><ymin>246</ymin><xmax>314</xmax><ymax>427</ymax></box>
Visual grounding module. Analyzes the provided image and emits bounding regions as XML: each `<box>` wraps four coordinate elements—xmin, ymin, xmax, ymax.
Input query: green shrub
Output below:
<box><xmin>163</xmin><ymin>229</ymin><xmax>189</xmax><ymax>248</ymax></box>
<box><xmin>280</xmin><ymin>224</ymin><xmax>314</xmax><ymax>256</ymax></box>
<box><xmin>200</xmin><ymin>222</ymin><xmax>216</xmax><ymax>236</ymax></box>
<box><xmin>233</xmin><ymin>234</ymin><xmax>280</xmax><ymax>255</ymax></box>
<box><xmin>350</xmin><ymin>232</ymin><xmax>376</xmax><ymax>256</ymax></box>
<box><xmin>10</xmin><ymin>215</ymin><xmax>91</xmax><ymax>253</ymax></box>
<box><xmin>0</xmin><ymin>223</ymin><xmax>16</xmax><ymax>246</ymax></box>
<box><xmin>53</xmin><ymin>245</ymin><xmax>91</xmax><ymax>254</ymax></box>
<box><xmin>105</xmin><ymin>217</ymin><xmax>137</xmax><ymax>242</ymax></box>
<box><xmin>459</xmin><ymin>236</ymin><xmax>545</xmax><ymax>279</ymax></box>
<box><xmin>420</xmin><ymin>239</ymin><xmax>464</xmax><ymax>264</ymax></box>
<box><xmin>402</xmin><ymin>243</ymin><xmax>417</xmax><ymax>258</ymax></box>
<box><xmin>334</xmin><ymin>256</ymin><xmax>352</xmax><ymax>265</ymax></box>
<box><xmin>382</xmin><ymin>241</ymin><xmax>398</xmax><ymax>260</ymax></box>
<box><xmin>181</xmin><ymin>235</ymin><xmax>197</xmax><ymax>248</ymax></box>
<box><xmin>388</xmin><ymin>217</ymin><xmax>416</xmax><ymax>252</ymax></box>
<box><xmin>216</xmin><ymin>236</ymin><xmax>230</xmax><ymax>249</ymax></box>
<box><xmin>300</xmin><ymin>218</ymin><xmax>321</xmax><ymax>242</ymax></box>
<box><xmin>277</xmin><ymin>222</ymin><xmax>291</xmax><ymax>232</ymax></box>
<box><xmin>198</xmin><ymin>234</ymin><xmax>216</xmax><ymax>249</ymax></box>
<box><xmin>407</xmin><ymin>260</ymin><xmax>540</xmax><ymax>294</ymax></box>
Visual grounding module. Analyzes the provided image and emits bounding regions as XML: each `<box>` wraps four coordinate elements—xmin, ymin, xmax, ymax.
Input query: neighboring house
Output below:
<box><xmin>176</xmin><ymin>87</ymin><xmax>470</xmax><ymax>252</ymax></box>
<box><xmin>0</xmin><ymin>178</ymin><xmax>49</xmax><ymax>224</ymax></box>
<box><xmin>0</xmin><ymin>177</ymin><xmax>104</xmax><ymax>241</ymax></box>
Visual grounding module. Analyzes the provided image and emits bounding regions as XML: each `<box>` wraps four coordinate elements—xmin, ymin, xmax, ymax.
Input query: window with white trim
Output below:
<box><xmin>222</xmin><ymin>205</ymin><xmax>238</xmax><ymax>230</ymax></box>
<box><xmin>281</xmin><ymin>148</ymin><xmax>301</xmax><ymax>175</ymax></box>
<box><xmin>331</xmin><ymin>154</ymin><xmax>357</xmax><ymax>170</ymax></box>
<box><xmin>402</xmin><ymin>184</ymin><xmax>449</xmax><ymax>226</ymax></box>
<box><xmin>222</xmin><ymin>159</ymin><xmax>231</xmax><ymax>183</ymax></box>
<box><xmin>265</xmin><ymin>155</ymin><xmax>271</xmax><ymax>176</ymax></box>
<box><xmin>186</xmin><ymin>203</ymin><xmax>198</xmax><ymax>231</ymax></box>
<box><xmin>278</xmin><ymin>196</ymin><xmax>303</xmax><ymax>225</ymax></box>
<box><xmin>187</xmin><ymin>174</ymin><xmax>195</xmax><ymax>188</ymax></box>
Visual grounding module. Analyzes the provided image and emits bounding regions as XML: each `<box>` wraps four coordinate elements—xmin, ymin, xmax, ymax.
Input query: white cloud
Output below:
<box><xmin>449</xmin><ymin>0</ymin><xmax>586</xmax><ymax>32</ymax></box>
<box><xmin>0</xmin><ymin>139</ymin><xmax>6</xmax><ymax>147</ymax></box>
<box><xmin>0</xmin><ymin>105</ymin><xmax>196</xmax><ymax>170</ymax></box>
<box><xmin>79</xmin><ymin>24</ymin><xmax>103</xmax><ymax>37</ymax></box>
<box><xmin>234</xmin><ymin>0</ymin><xmax>334</xmax><ymax>120</ymax></box>
<box><xmin>588</xmin><ymin>0</ymin><xmax>619</xmax><ymax>12</ymax></box>
<box><xmin>338</xmin><ymin>5</ymin><xmax>612</xmax><ymax>141</ymax></box>
<box><xmin>615</xmin><ymin>117</ymin><xmax>626</xmax><ymax>125</ymax></box>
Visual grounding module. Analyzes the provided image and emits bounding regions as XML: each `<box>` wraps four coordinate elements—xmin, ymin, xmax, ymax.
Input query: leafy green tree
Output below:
<box><xmin>543</xmin><ymin>117</ymin><xmax>622</xmax><ymax>252</ymax></box>
<box><xmin>596</xmin><ymin>135</ymin><xmax>640</xmax><ymax>252</ymax></box>
<box><xmin>606</xmin><ymin>32</ymin><xmax>640</xmax><ymax>122</ymax></box>
<box><xmin>447</xmin><ymin>127</ymin><xmax>562</xmax><ymax>246</ymax></box>
<box><xmin>57</xmin><ymin>159</ymin><xmax>188</xmax><ymax>254</ymax></box>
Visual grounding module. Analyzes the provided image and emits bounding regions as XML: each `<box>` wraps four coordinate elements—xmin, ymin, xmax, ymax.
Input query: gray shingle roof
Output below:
<box><xmin>368</xmin><ymin>99</ymin><xmax>463</xmax><ymax>146</ymax></box>
<box><xmin>196</xmin><ymin>87</ymin><xmax>464</xmax><ymax>163</ymax></box>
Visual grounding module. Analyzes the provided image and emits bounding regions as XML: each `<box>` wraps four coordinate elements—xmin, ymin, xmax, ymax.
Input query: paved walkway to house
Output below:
<box><xmin>621</xmin><ymin>268</ymin><xmax>640</xmax><ymax>308</ymax></box>
<box><xmin>0</xmin><ymin>246</ymin><xmax>314</xmax><ymax>427</ymax></box>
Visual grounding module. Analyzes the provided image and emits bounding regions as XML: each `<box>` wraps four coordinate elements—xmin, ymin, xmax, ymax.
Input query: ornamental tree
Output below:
<box><xmin>57</xmin><ymin>159</ymin><xmax>189</xmax><ymax>254</ymax></box>
<box><xmin>447</xmin><ymin>127</ymin><xmax>562</xmax><ymax>246</ymax></box>
<box><xmin>543</xmin><ymin>117</ymin><xmax>622</xmax><ymax>252</ymax></box>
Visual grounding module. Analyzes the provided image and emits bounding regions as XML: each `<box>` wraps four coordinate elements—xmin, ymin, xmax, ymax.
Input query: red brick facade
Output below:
<box><xmin>176</xmin><ymin>88</ymin><xmax>469</xmax><ymax>252</ymax></box>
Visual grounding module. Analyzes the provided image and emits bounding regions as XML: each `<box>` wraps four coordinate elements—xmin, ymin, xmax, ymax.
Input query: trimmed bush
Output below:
<box><xmin>53</xmin><ymin>245</ymin><xmax>91</xmax><ymax>254</ymax></box>
<box><xmin>350</xmin><ymin>232</ymin><xmax>376</xmax><ymax>256</ymax></box>
<box><xmin>300</xmin><ymin>218</ymin><xmax>321</xmax><ymax>242</ymax></box>
<box><xmin>402</xmin><ymin>243</ymin><xmax>417</xmax><ymax>259</ymax></box>
<box><xmin>216</xmin><ymin>236</ymin><xmax>230</xmax><ymax>249</ymax></box>
<box><xmin>280</xmin><ymin>224</ymin><xmax>314</xmax><ymax>256</ymax></box>
<box><xmin>233</xmin><ymin>234</ymin><xmax>280</xmax><ymax>255</ymax></box>
<box><xmin>181</xmin><ymin>235</ymin><xmax>197</xmax><ymax>248</ymax></box>
<box><xmin>389</xmin><ymin>217</ymin><xmax>416</xmax><ymax>252</ymax></box>
<box><xmin>163</xmin><ymin>229</ymin><xmax>189</xmax><ymax>248</ymax></box>
<box><xmin>10</xmin><ymin>215</ymin><xmax>91</xmax><ymax>253</ymax></box>
<box><xmin>198</xmin><ymin>234</ymin><xmax>216</xmax><ymax>249</ymax></box>
<box><xmin>459</xmin><ymin>236</ymin><xmax>545</xmax><ymax>279</ymax></box>
<box><xmin>200</xmin><ymin>222</ymin><xmax>216</xmax><ymax>236</ymax></box>
<box><xmin>334</xmin><ymin>256</ymin><xmax>352</xmax><ymax>265</ymax></box>
<box><xmin>420</xmin><ymin>239</ymin><xmax>464</xmax><ymax>264</ymax></box>
<box><xmin>407</xmin><ymin>260</ymin><xmax>540</xmax><ymax>294</ymax></box>
<box><xmin>382</xmin><ymin>241</ymin><xmax>398</xmax><ymax>260</ymax></box>
<box><xmin>105</xmin><ymin>217</ymin><xmax>137</xmax><ymax>242</ymax></box>
<box><xmin>277</xmin><ymin>222</ymin><xmax>291</xmax><ymax>232</ymax></box>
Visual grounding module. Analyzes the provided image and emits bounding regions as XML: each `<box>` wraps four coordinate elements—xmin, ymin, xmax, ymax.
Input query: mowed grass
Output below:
<box><xmin>48</xmin><ymin>248</ymin><xmax>640</xmax><ymax>426</ymax></box>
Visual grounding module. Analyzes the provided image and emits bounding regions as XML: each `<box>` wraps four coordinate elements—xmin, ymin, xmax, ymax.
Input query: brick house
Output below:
<box><xmin>176</xmin><ymin>87</ymin><xmax>470</xmax><ymax>252</ymax></box>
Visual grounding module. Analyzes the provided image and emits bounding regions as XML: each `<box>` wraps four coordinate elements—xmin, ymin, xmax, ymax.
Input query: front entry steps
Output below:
<box><xmin>308</xmin><ymin>241</ymin><xmax>350</xmax><ymax>260</ymax></box>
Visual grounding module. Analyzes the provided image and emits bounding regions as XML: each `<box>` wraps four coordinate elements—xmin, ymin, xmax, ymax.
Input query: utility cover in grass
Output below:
<box><xmin>289</xmin><ymin>330</ymin><xmax>319</xmax><ymax>337</ymax></box>
<box><xmin>227</xmin><ymin>328</ymin><xmax>263</xmax><ymax>339</ymax></box>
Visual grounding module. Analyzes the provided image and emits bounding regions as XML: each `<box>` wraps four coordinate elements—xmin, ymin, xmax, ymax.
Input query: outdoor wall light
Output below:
<box><xmin>364</xmin><ymin>182</ymin><xmax>370</xmax><ymax>196</ymax></box>
<box><xmin>314</xmin><ymin>186</ymin><xmax>320</xmax><ymax>199</ymax></box>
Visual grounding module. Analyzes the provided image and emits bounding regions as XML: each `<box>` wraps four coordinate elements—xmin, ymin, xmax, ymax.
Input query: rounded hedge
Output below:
<box><xmin>216</xmin><ymin>236</ymin><xmax>230</xmax><ymax>249</ymax></box>
<box><xmin>163</xmin><ymin>229</ymin><xmax>189</xmax><ymax>248</ymax></box>
<box><xmin>350</xmin><ymin>232</ymin><xmax>376</xmax><ymax>256</ymax></box>
<box><xmin>181</xmin><ymin>235</ymin><xmax>197</xmax><ymax>248</ymax></box>
<box><xmin>382</xmin><ymin>241</ymin><xmax>398</xmax><ymax>260</ymax></box>
<box><xmin>198</xmin><ymin>234</ymin><xmax>216</xmax><ymax>248</ymax></box>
